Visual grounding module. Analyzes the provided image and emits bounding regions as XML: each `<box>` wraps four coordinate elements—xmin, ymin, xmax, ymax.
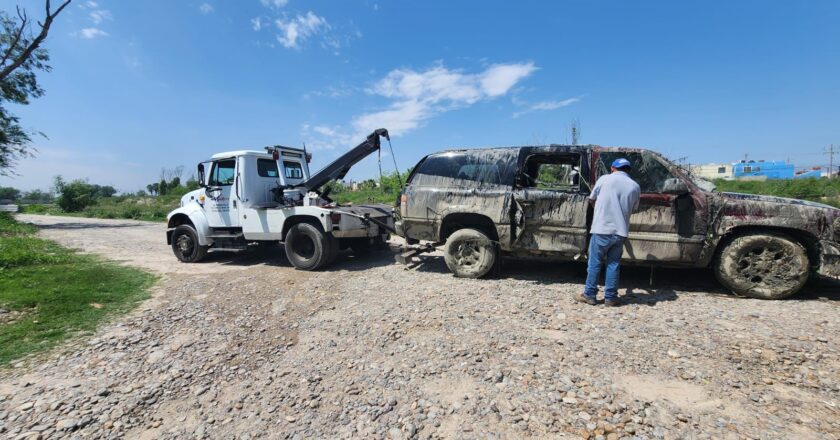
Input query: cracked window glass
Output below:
<box><xmin>411</xmin><ymin>151</ymin><xmax>517</xmax><ymax>187</ymax></box>
<box><xmin>596</xmin><ymin>152</ymin><xmax>675</xmax><ymax>193</ymax></box>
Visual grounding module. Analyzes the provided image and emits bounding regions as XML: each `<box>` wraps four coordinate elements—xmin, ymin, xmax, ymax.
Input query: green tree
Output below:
<box><xmin>53</xmin><ymin>175</ymin><xmax>106</xmax><ymax>212</ymax></box>
<box><xmin>0</xmin><ymin>1</ymin><xmax>72</xmax><ymax>175</ymax></box>
<box><xmin>0</xmin><ymin>185</ymin><xmax>19</xmax><ymax>200</ymax></box>
<box><xmin>21</xmin><ymin>188</ymin><xmax>51</xmax><ymax>202</ymax></box>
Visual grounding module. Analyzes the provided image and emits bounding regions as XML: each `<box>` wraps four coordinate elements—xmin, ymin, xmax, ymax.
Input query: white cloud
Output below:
<box><xmin>312</xmin><ymin>125</ymin><xmax>340</xmax><ymax>137</ymax></box>
<box><xmin>353</xmin><ymin>62</ymin><xmax>537</xmax><ymax>136</ymax></box>
<box><xmin>199</xmin><ymin>3</ymin><xmax>214</xmax><ymax>14</ymax></box>
<box><xmin>512</xmin><ymin>97</ymin><xmax>580</xmax><ymax>118</ymax></box>
<box><xmin>302</xmin><ymin>62</ymin><xmax>537</xmax><ymax>150</ymax></box>
<box><xmin>89</xmin><ymin>9</ymin><xmax>112</xmax><ymax>24</ymax></box>
<box><xmin>251</xmin><ymin>16</ymin><xmax>263</xmax><ymax>31</ymax></box>
<box><xmin>79</xmin><ymin>28</ymin><xmax>108</xmax><ymax>39</ymax></box>
<box><xmin>260</xmin><ymin>0</ymin><xmax>288</xmax><ymax>9</ymax></box>
<box><xmin>77</xmin><ymin>1</ymin><xmax>111</xmax><ymax>36</ymax></box>
<box><xmin>274</xmin><ymin>11</ymin><xmax>329</xmax><ymax>49</ymax></box>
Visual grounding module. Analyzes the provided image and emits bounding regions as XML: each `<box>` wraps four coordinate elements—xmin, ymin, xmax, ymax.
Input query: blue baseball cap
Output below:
<box><xmin>612</xmin><ymin>158</ymin><xmax>632</xmax><ymax>169</ymax></box>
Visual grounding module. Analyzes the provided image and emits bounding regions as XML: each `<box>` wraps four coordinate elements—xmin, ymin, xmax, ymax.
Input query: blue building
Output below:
<box><xmin>732</xmin><ymin>160</ymin><xmax>794</xmax><ymax>180</ymax></box>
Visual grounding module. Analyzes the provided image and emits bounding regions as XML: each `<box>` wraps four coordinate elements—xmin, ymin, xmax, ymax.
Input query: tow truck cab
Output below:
<box><xmin>186</xmin><ymin>147</ymin><xmax>310</xmax><ymax>233</ymax></box>
<box><xmin>166</xmin><ymin>130</ymin><xmax>395</xmax><ymax>271</ymax></box>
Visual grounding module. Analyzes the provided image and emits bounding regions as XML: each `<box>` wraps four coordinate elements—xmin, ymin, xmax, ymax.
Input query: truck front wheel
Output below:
<box><xmin>284</xmin><ymin>223</ymin><xmax>336</xmax><ymax>270</ymax></box>
<box><xmin>171</xmin><ymin>225</ymin><xmax>208</xmax><ymax>263</ymax></box>
<box><xmin>714</xmin><ymin>233</ymin><xmax>810</xmax><ymax>300</ymax></box>
<box><xmin>443</xmin><ymin>228</ymin><xmax>497</xmax><ymax>278</ymax></box>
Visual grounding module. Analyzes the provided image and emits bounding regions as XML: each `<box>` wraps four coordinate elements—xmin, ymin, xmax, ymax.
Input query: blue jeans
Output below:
<box><xmin>584</xmin><ymin>234</ymin><xmax>625</xmax><ymax>300</ymax></box>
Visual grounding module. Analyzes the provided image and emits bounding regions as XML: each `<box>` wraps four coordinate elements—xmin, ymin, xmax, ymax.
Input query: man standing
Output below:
<box><xmin>577</xmin><ymin>158</ymin><xmax>640</xmax><ymax>307</ymax></box>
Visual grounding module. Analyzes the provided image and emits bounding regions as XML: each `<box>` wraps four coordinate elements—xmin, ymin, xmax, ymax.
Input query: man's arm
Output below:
<box><xmin>588</xmin><ymin>178</ymin><xmax>601</xmax><ymax>206</ymax></box>
<box><xmin>631</xmin><ymin>185</ymin><xmax>641</xmax><ymax>212</ymax></box>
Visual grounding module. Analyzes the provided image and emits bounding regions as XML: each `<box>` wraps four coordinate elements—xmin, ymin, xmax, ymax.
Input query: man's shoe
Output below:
<box><xmin>605</xmin><ymin>299</ymin><xmax>619</xmax><ymax>307</ymax></box>
<box><xmin>576</xmin><ymin>293</ymin><xmax>597</xmax><ymax>306</ymax></box>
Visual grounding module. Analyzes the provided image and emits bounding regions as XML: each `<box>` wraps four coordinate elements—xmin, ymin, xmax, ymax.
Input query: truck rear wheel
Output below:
<box><xmin>714</xmin><ymin>233</ymin><xmax>809</xmax><ymax>300</ymax></box>
<box><xmin>171</xmin><ymin>225</ymin><xmax>208</xmax><ymax>263</ymax></box>
<box><xmin>284</xmin><ymin>223</ymin><xmax>336</xmax><ymax>270</ymax></box>
<box><xmin>443</xmin><ymin>228</ymin><xmax>497</xmax><ymax>278</ymax></box>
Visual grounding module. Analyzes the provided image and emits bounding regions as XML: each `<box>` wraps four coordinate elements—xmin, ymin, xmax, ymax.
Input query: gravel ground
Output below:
<box><xmin>1</xmin><ymin>214</ymin><xmax>839</xmax><ymax>439</ymax></box>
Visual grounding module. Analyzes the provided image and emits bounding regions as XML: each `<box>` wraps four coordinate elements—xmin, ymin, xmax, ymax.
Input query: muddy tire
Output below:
<box><xmin>443</xmin><ymin>228</ymin><xmax>497</xmax><ymax>278</ymax></box>
<box><xmin>714</xmin><ymin>233</ymin><xmax>809</xmax><ymax>299</ymax></box>
<box><xmin>171</xmin><ymin>225</ymin><xmax>208</xmax><ymax>263</ymax></box>
<box><xmin>284</xmin><ymin>223</ymin><xmax>335</xmax><ymax>270</ymax></box>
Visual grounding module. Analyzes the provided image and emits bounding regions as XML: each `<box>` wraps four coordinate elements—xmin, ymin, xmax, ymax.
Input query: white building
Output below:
<box><xmin>694</xmin><ymin>163</ymin><xmax>733</xmax><ymax>180</ymax></box>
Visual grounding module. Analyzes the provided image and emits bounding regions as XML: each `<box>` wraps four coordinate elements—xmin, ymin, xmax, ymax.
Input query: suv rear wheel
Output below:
<box><xmin>714</xmin><ymin>232</ymin><xmax>809</xmax><ymax>299</ymax></box>
<box><xmin>443</xmin><ymin>228</ymin><xmax>497</xmax><ymax>278</ymax></box>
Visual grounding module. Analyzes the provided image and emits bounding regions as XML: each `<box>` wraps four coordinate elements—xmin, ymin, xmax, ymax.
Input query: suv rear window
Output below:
<box><xmin>411</xmin><ymin>151</ymin><xmax>516</xmax><ymax>187</ymax></box>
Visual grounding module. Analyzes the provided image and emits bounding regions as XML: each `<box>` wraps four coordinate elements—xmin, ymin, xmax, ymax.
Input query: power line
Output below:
<box><xmin>826</xmin><ymin>144</ymin><xmax>837</xmax><ymax>179</ymax></box>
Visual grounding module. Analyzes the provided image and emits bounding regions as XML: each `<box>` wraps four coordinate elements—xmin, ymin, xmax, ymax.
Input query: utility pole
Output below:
<box><xmin>827</xmin><ymin>144</ymin><xmax>836</xmax><ymax>179</ymax></box>
<box><xmin>570</xmin><ymin>119</ymin><xmax>581</xmax><ymax>146</ymax></box>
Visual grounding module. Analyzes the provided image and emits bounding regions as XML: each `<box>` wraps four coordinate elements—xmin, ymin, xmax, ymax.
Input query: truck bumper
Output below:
<box><xmin>818</xmin><ymin>240</ymin><xmax>840</xmax><ymax>278</ymax></box>
<box><xmin>332</xmin><ymin>226</ymin><xmax>387</xmax><ymax>238</ymax></box>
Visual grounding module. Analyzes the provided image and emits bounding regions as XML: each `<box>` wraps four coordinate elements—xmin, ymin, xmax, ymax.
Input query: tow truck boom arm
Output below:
<box><xmin>296</xmin><ymin>128</ymin><xmax>390</xmax><ymax>192</ymax></box>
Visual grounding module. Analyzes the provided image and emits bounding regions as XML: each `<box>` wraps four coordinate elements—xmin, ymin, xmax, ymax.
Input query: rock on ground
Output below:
<box><xmin>1</xmin><ymin>215</ymin><xmax>839</xmax><ymax>439</ymax></box>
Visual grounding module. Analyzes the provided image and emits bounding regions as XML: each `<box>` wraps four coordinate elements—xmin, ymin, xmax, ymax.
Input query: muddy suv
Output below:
<box><xmin>396</xmin><ymin>145</ymin><xmax>840</xmax><ymax>299</ymax></box>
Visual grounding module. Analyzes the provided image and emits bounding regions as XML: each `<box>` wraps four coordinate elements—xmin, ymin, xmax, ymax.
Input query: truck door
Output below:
<box><xmin>593</xmin><ymin>151</ymin><xmax>705</xmax><ymax>263</ymax></box>
<box><xmin>204</xmin><ymin>158</ymin><xmax>239</xmax><ymax>228</ymax></box>
<box><xmin>511</xmin><ymin>152</ymin><xmax>590</xmax><ymax>255</ymax></box>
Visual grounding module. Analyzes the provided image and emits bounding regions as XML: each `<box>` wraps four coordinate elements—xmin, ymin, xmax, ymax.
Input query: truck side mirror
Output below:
<box><xmin>662</xmin><ymin>177</ymin><xmax>689</xmax><ymax>195</ymax></box>
<box><xmin>197</xmin><ymin>163</ymin><xmax>206</xmax><ymax>188</ymax></box>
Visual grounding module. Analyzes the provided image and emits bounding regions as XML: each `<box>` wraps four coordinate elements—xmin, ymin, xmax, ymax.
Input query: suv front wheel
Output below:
<box><xmin>443</xmin><ymin>228</ymin><xmax>497</xmax><ymax>278</ymax></box>
<box><xmin>714</xmin><ymin>232</ymin><xmax>810</xmax><ymax>299</ymax></box>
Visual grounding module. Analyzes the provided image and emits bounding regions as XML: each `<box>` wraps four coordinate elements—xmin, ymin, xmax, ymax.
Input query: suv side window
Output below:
<box><xmin>596</xmin><ymin>152</ymin><xmax>675</xmax><ymax>193</ymax></box>
<box><xmin>522</xmin><ymin>154</ymin><xmax>582</xmax><ymax>192</ymax></box>
<box><xmin>209</xmin><ymin>159</ymin><xmax>236</xmax><ymax>186</ymax></box>
<box><xmin>411</xmin><ymin>151</ymin><xmax>516</xmax><ymax>187</ymax></box>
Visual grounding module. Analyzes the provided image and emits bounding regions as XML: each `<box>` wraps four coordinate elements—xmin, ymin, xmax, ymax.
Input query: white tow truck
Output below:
<box><xmin>166</xmin><ymin>129</ymin><xmax>395</xmax><ymax>270</ymax></box>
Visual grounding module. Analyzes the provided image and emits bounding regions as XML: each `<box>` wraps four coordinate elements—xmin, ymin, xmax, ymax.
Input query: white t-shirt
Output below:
<box><xmin>589</xmin><ymin>171</ymin><xmax>641</xmax><ymax>237</ymax></box>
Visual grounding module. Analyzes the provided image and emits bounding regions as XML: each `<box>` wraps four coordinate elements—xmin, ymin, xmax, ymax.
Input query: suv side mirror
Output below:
<box><xmin>662</xmin><ymin>177</ymin><xmax>689</xmax><ymax>195</ymax></box>
<box><xmin>197</xmin><ymin>163</ymin><xmax>207</xmax><ymax>188</ymax></box>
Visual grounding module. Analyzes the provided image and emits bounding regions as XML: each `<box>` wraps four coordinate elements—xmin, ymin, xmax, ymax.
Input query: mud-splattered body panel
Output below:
<box><xmin>398</xmin><ymin>145</ymin><xmax>840</xmax><ymax>278</ymax></box>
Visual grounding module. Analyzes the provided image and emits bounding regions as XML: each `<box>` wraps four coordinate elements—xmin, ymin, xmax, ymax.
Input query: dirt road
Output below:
<box><xmin>2</xmin><ymin>215</ymin><xmax>838</xmax><ymax>439</ymax></box>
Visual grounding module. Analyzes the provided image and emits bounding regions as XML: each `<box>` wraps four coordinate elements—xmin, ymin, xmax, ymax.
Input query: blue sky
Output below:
<box><xmin>1</xmin><ymin>0</ymin><xmax>839</xmax><ymax>192</ymax></box>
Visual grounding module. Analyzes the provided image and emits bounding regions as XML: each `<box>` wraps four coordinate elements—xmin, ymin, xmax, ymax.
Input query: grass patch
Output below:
<box><xmin>20</xmin><ymin>194</ymin><xmax>180</xmax><ymax>222</ymax></box>
<box><xmin>0</xmin><ymin>213</ymin><xmax>155</xmax><ymax>365</ymax></box>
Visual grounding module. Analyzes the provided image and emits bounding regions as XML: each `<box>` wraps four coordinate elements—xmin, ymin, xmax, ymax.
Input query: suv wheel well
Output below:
<box><xmin>439</xmin><ymin>213</ymin><xmax>499</xmax><ymax>243</ymax></box>
<box><xmin>714</xmin><ymin>226</ymin><xmax>820</xmax><ymax>270</ymax></box>
<box><xmin>282</xmin><ymin>216</ymin><xmax>325</xmax><ymax>240</ymax></box>
<box><xmin>168</xmin><ymin>214</ymin><xmax>194</xmax><ymax>229</ymax></box>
